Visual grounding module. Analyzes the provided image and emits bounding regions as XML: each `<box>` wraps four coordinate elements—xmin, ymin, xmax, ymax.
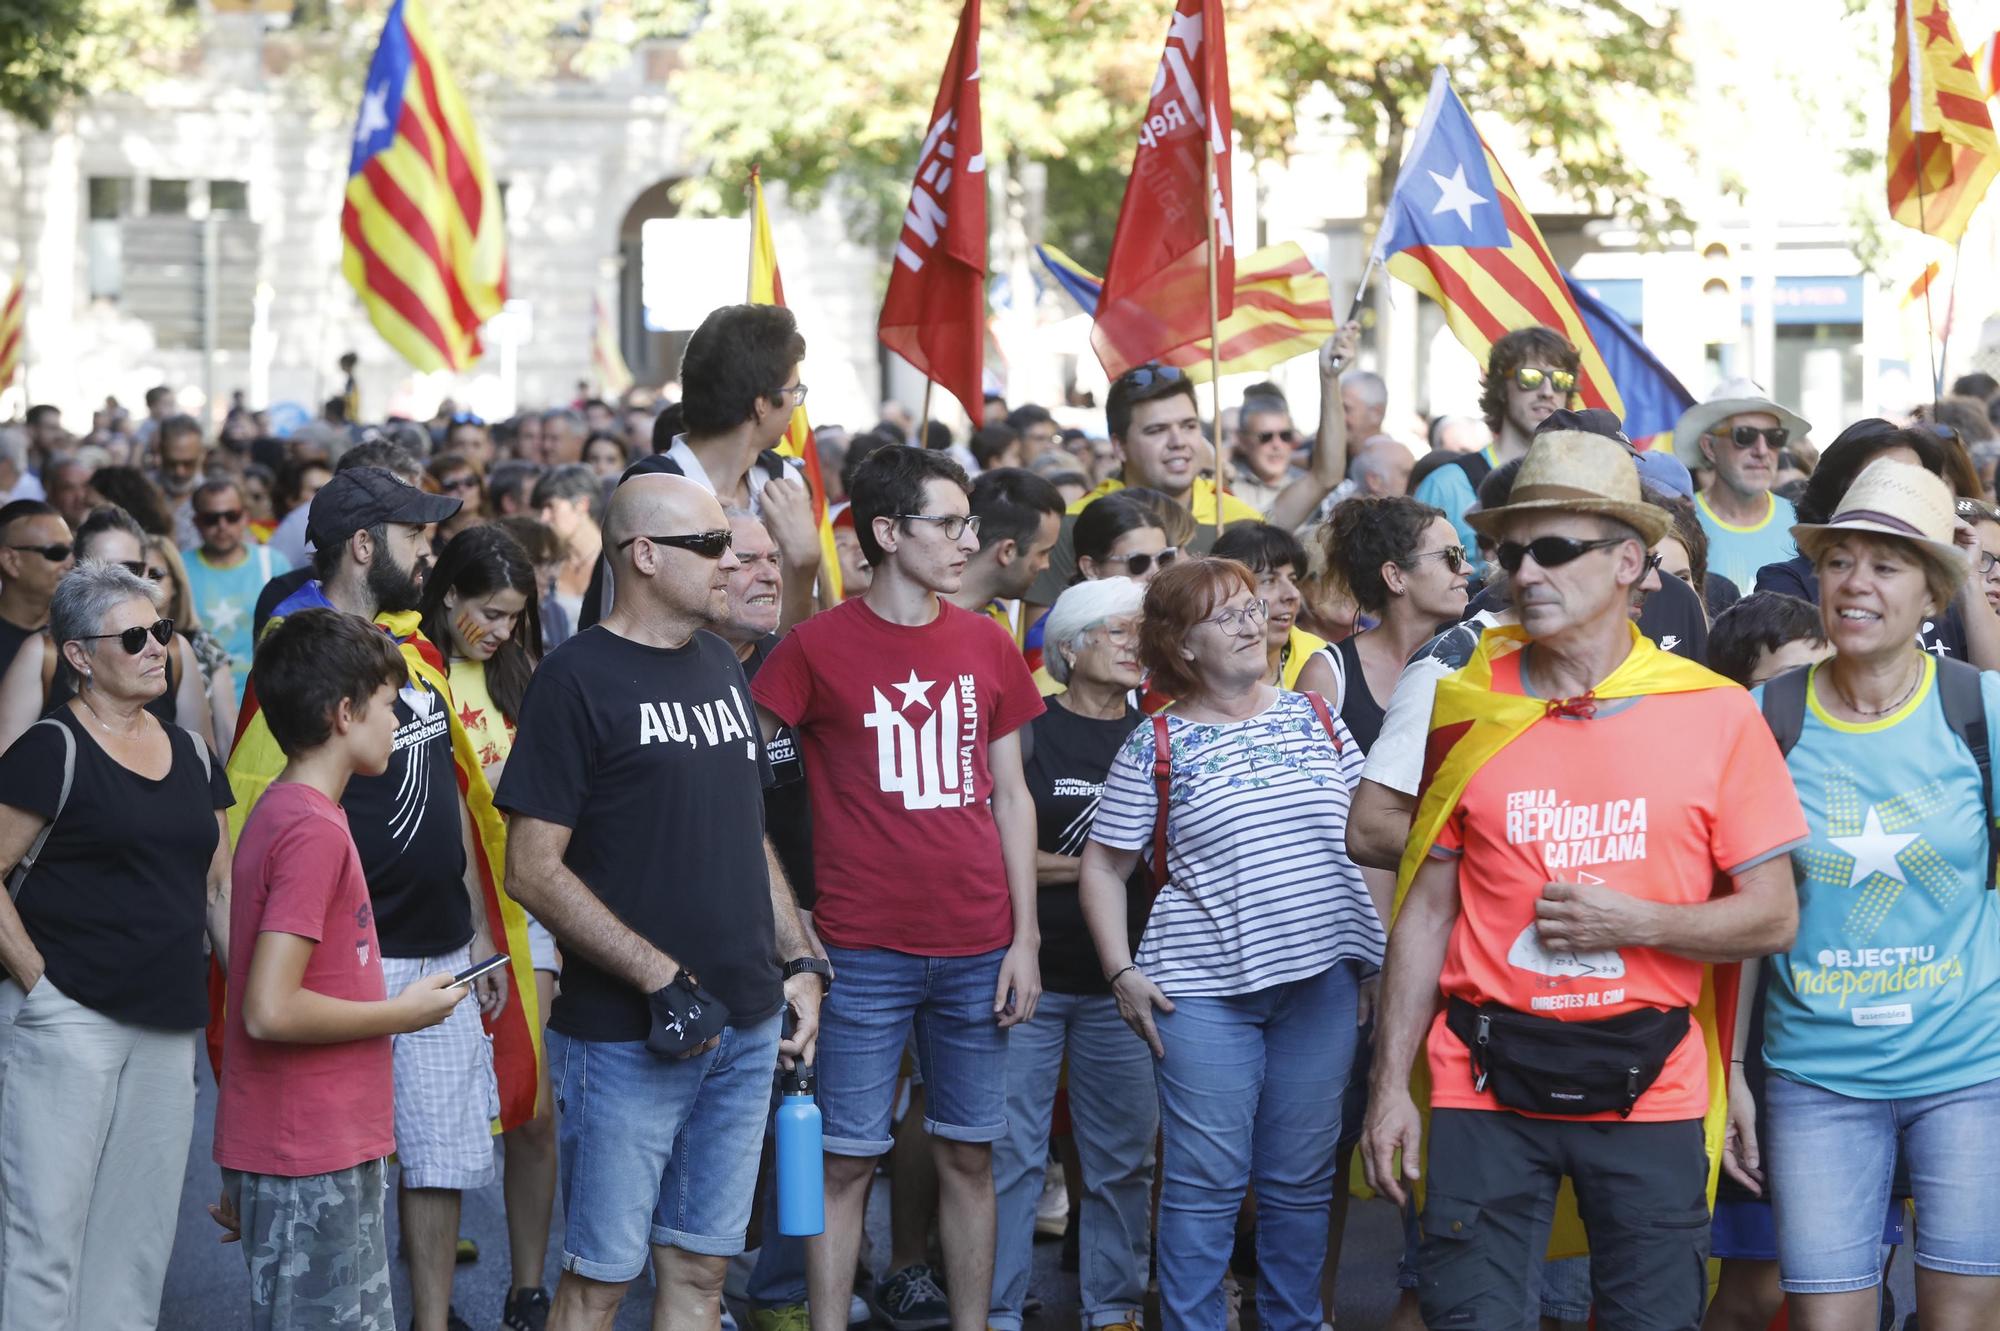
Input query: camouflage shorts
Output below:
<box><xmin>224</xmin><ymin>1159</ymin><xmax>394</xmax><ymax>1331</ymax></box>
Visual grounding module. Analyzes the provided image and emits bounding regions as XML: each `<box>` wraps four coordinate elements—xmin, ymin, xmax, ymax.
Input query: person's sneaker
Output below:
<box><xmin>416</xmin><ymin>1311</ymin><xmax>474</xmax><ymax>1331</ymax></box>
<box><xmin>874</xmin><ymin>1263</ymin><xmax>952</xmax><ymax>1331</ymax></box>
<box><xmin>1100</xmin><ymin>1318</ymin><xmax>1144</xmax><ymax>1331</ymax></box>
<box><xmin>1034</xmin><ymin>1163</ymin><xmax>1069</xmax><ymax>1239</ymax></box>
<box><xmin>849</xmin><ymin>1295</ymin><xmax>873</xmax><ymax>1326</ymax></box>
<box><xmin>751</xmin><ymin>1304</ymin><xmax>811</xmax><ymax>1331</ymax></box>
<box><xmin>502</xmin><ymin>1286</ymin><xmax>552</xmax><ymax>1331</ymax></box>
<box><xmin>1222</xmin><ymin>1273</ymin><xmax>1243</xmax><ymax>1331</ymax></box>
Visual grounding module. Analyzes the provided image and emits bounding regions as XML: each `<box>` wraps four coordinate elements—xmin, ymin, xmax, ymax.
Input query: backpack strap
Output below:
<box><xmin>1149</xmin><ymin>714</ymin><xmax>1172</xmax><ymax>901</ymax></box>
<box><xmin>1935</xmin><ymin>657</ymin><xmax>1996</xmax><ymax>890</ymax></box>
<box><xmin>7</xmin><ymin>718</ymin><xmax>76</xmax><ymax>903</ymax></box>
<box><xmin>1303</xmin><ymin>690</ymin><xmax>1344</xmax><ymax>753</ymax></box>
<box><xmin>1758</xmin><ymin>664</ymin><xmax>1811</xmax><ymax>757</ymax></box>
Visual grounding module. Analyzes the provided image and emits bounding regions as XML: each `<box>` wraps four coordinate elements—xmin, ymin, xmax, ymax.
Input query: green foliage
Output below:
<box><xmin>0</xmin><ymin>0</ymin><xmax>198</xmax><ymax>127</ymax></box>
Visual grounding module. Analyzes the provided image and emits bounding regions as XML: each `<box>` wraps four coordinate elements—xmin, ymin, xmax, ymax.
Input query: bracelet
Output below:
<box><xmin>1107</xmin><ymin>964</ymin><xmax>1139</xmax><ymax>985</ymax></box>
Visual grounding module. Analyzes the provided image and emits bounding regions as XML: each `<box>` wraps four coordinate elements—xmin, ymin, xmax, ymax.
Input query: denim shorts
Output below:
<box><xmin>548</xmin><ymin>1012</ymin><xmax>782</xmax><ymax>1281</ymax></box>
<box><xmin>1765</xmin><ymin>1072</ymin><xmax>2000</xmax><ymax>1292</ymax></box>
<box><xmin>817</xmin><ymin>945</ymin><xmax>1007</xmax><ymax>1156</ymax></box>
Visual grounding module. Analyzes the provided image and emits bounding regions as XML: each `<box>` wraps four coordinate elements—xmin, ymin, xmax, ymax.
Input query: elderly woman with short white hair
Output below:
<box><xmin>988</xmin><ymin>576</ymin><xmax>1159</xmax><ymax>1331</ymax></box>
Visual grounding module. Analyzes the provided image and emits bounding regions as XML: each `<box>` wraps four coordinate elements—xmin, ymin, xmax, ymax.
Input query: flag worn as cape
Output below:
<box><xmin>211</xmin><ymin>587</ymin><xmax>541</xmax><ymax>1132</ymax></box>
<box><xmin>1389</xmin><ymin>623</ymin><xmax>1742</xmax><ymax>1257</ymax></box>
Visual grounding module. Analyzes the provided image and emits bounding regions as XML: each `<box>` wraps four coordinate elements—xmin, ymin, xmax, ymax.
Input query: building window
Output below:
<box><xmin>210</xmin><ymin>180</ymin><xmax>250</xmax><ymax>215</ymax></box>
<box><xmin>148</xmin><ymin>178</ymin><xmax>191</xmax><ymax>217</ymax></box>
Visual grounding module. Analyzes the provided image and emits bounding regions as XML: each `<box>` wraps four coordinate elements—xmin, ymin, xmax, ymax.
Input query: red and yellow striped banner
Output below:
<box><xmin>0</xmin><ymin>269</ymin><xmax>22</xmax><ymax>393</ymax></box>
<box><xmin>1889</xmin><ymin>0</ymin><xmax>2000</xmax><ymax>244</ymax></box>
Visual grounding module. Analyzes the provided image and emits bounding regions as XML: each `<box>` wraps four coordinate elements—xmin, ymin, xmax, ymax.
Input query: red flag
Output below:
<box><xmin>1090</xmin><ymin>0</ymin><xmax>1234</xmax><ymax>380</ymax></box>
<box><xmin>878</xmin><ymin>0</ymin><xmax>987</xmax><ymax>420</ymax></box>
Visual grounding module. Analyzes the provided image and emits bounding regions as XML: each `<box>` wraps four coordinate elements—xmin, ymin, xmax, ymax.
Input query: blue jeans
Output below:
<box><xmin>1766</xmin><ymin>1071</ymin><xmax>2000</xmax><ymax>1292</ymax></box>
<box><xmin>1153</xmin><ymin>961</ymin><xmax>1362</xmax><ymax>1331</ymax></box>
<box><xmin>817</xmin><ymin>945</ymin><xmax>1008</xmax><ymax>1156</ymax></box>
<box><xmin>989</xmin><ymin>992</ymin><xmax>1158</xmax><ymax>1331</ymax></box>
<box><xmin>548</xmin><ymin>1013</ymin><xmax>782</xmax><ymax>1282</ymax></box>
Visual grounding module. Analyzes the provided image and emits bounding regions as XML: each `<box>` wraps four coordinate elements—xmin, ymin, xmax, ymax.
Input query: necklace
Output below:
<box><xmin>76</xmin><ymin>689</ymin><xmax>148</xmax><ymax>740</ymax></box>
<box><xmin>1831</xmin><ymin>656</ymin><xmax>1924</xmax><ymax>718</ymax></box>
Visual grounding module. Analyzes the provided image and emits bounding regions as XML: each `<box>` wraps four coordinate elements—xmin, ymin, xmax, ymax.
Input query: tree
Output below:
<box><xmin>0</xmin><ymin>0</ymin><xmax>198</xmax><ymax>128</ymax></box>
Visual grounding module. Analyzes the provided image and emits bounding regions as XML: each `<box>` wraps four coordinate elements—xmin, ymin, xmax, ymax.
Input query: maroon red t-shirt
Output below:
<box><xmin>215</xmin><ymin>782</ymin><xmax>395</xmax><ymax>1177</ymax></box>
<box><xmin>752</xmin><ymin>598</ymin><xmax>1044</xmax><ymax>954</ymax></box>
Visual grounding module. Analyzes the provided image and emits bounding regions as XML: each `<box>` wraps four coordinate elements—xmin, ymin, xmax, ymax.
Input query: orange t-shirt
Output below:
<box><xmin>1426</xmin><ymin>652</ymin><xmax>1807</xmax><ymax>1121</ymax></box>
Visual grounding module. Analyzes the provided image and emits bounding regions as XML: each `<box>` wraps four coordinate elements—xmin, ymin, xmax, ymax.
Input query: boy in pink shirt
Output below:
<box><xmin>212</xmin><ymin>608</ymin><xmax>469</xmax><ymax>1331</ymax></box>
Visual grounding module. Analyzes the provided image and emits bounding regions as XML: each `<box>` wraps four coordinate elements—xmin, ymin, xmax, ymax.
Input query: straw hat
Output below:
<box><xmin>1671</xmin><ymin>378</ymin><xmax>1811</xmax><ymax>470</ymax></box>
<box><xmin>1790</xmin><ymin>458</ymin><xmax>1968</xmax><ymax>589</ymax></box>
<box><xmin>1465</xmin><ymin>430</ymin><xmax>1672</xmax><ymax>546</ymax></box>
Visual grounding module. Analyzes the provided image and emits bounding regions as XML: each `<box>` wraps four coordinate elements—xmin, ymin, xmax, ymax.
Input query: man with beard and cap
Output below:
<box><xmin>226</xmin><ymin>466</ymin><xmax>524</xmax><ymax>1331</ymax></box>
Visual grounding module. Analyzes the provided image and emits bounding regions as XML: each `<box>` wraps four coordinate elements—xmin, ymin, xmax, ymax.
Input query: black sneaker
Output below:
<box><xmin>503</xmin><ymin>1286</ymin><xmax>552</xmax><ymax>1331</ymax></box>
<box><xmin>412</xmin><ymin>1310</ymin><xmax>474</xmax><ymax>1331</ymax></box>
<box><xmin>873</xmin><ymin>1263</ymin><xmax>951</xmax><ymax>1331</ymax></box>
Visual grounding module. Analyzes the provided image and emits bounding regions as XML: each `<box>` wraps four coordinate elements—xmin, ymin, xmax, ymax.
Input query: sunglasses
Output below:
<box><xmin>75</xmin><ymin>617</ymin><xmax>175</xmax><ymax>655</ymax></box>
<box><xmin>615</xmin><ymin>529</ymin><xmax>734</xmax><ymax>559</ymax></box>
<box><xmin>1511</xmin><ymin>367</ymin><xmax>1577</xmax><ymax>394</ymax></box>
<box><xmin>193</xmin><ymin>508</ymin><xmax>245</xmax><ymax>527</ymax></box>
<box><xmin>1121</xmin><ymin>548</ymin><xmax>1179</xmax><ymax>577</ymax></box>
<box><xmin>1642</xmin><ymin>551</ymin><xmax>1665</xmax><ymax>579</ymax></box>
<box><xmin>440</xmin><ymin>476</ymin><xmax>481</xmax><ymax>494</ymax></box>
<box><xmin>8</xmin><ymin>543</ymin><xmax>72</xmax><ymax>562</ymax></box>
<box><xmin>1123</xmin><ymin>363</ymin><xmax>1186</xmax><ymax>390</ymax></box>
<box><xmin>449</xmin><ymin>411</ymin><xmax>486</xmax><ymax>426</ymax></box>
<box><xmin>1249</xmin><ymin>429</ymin><xmax>1298</xmax><ymax>445</ymax></box>
<box><xmin>1495</xmin><ymin>535</ymin><xmax>1628</xmax><ymax>574</ymax></box>
<box><xmin>118</xmin><ymin>560</ymin><xmax>171</xmax><ymax>582</ymax></box>
<box><xmin>1406</xmin><ymin>546</ymin><xmax>1469</xmax><ymax>575</ymax></box>
<box><xmin>1727</xmin><ymin>425</ymin><xmax>1789</xmax><ymax>451</ymax></box>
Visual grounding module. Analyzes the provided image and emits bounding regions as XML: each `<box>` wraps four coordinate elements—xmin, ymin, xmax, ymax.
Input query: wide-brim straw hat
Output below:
<box><xmin>1671</xmin><ymin>378</ymin><xmax>1811</xmax><ymax>470</ymax></box>
<box><xmin>1790</xmin><ymin>457</ymin><xmax>1968</xmax><ymax>588</ymax></box>
<box><xmin>1465</xmin><ymin>430</ymin><xmax>1672</xmax><ymax>546</ymax></box>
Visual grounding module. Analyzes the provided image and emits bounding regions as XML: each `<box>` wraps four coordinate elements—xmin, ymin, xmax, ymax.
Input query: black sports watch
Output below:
<box><xmin>783</xmin><ymin>956</ymin><xmax>833</xmax><ymax>990</ymax></box>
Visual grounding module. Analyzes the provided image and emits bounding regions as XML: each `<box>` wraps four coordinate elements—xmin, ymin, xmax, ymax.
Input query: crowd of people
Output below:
<box><xmin>1</xmin><ymin>299</ymin><xmax>1999</xmax><ymax>1331</ymax></box>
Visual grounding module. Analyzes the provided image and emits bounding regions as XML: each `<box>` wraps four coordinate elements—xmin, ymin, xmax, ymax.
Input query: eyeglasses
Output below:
<box><xmin>1199</xmin><ymin>599</ymin><xmax>1268</xmax><ymax>633</ymax></box>
<box><xmin>615</xmin><ymin>530</ymin><xmax>735</xmax><ymax>559</ymax></box>
<box><xmin>1727</xmin><ymin>425</ymin><xmax>1790</xmax><ymax>451</ymax></box>
<box><xmin>894</xmin><ymin>513</ymin><xmax>981</xmax><ymax>541</ymax></box>
<box><xmin>1979</xmin><ymin>550</ymin><xmax>2000</xmax><ymax>577</ymax></box>
<box><xmin>774</xmin><ymin>384</ymin><xmax>809</xmax><ymax>405</ymax></box>
<box><xmin>1248</xmin><ymin>429</ymin><xmax>1298</xmax><ymax>445</ymax></box>
<box><xmin>8</xmin><ymin>543</ymin><xmax>72</xmax><ymax>562</ymax></box>
<box><xmin>1122</xmin><ymin>364</ymin><xmax>1186</xmax><ymax>390</ymax></box>
<box><xmin>74</xmin><ymin>618</ymin><xmax>174</xmax><ymax>655</ymax></box>
<box><xmin>118</xmin><ymin>560</ymin><xmax>171</xmax><ymax>582</ymax></box>
<box><xmin>440</xmin><ymin>476</ymin><xmax>481</xmax><ymax>494</ymax></box>
<box><xmin>1089</xmin><ymin>621</ymin><xmax>1139</xmax><ymax>645</ymax></box>
<box><xmin>1406</xmin><ymin>546</ymin><xmax>1469</xmax><ymax>575</ymax></box>
<box><xmin>1121</xmin><ymin>548</ymin><xmax>1178</xmax><ymax>577</ymax></box>
<box><xmin>1495</xmin><ymin>535</ymin><xmax>1628</xmax><ymax>573</ymax></box>
<box><xmin>193</xmin><ymin>508</ymin><xmax>244</xmax><ymax>527</ymax></box>
<box><xmin>1511</xmin><ymin>367</ymin><xmax>1577</xmax><ymax>395</ymax></box>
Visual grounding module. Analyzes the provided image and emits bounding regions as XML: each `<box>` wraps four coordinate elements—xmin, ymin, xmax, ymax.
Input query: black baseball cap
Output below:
<box><xmin>306</xmin><ymin>466</ymin><xmax>460</xmax><ymax>549</ymax></box>
<box><xmin>1535</xmin><ymin>407</ymin><xmax>1631</xmax><ymax>447</ymax></box>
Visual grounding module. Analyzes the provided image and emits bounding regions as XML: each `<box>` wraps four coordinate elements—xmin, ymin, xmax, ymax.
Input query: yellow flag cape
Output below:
<box><xmin>1390</xmin><ymin>623</ymin><xmax>1740</xmax><ymax>1258</ymax></box>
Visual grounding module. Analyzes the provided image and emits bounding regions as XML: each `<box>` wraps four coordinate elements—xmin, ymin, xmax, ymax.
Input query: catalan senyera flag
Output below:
<box><xmin>1091</xmin><ymin>0</ymin><xmax>1234</xmax><ymax>379</ymax></box>
<box><xmin>342</xmin><ymin>0</ymin><xmax>507</xmax><ymax>372</ymax></box>
<box><xmin>1905</xmin><ymin>259</ymin><xmax>1944</xmax><ymax>306</ymax></box>
<box><xmin>210</xmin><ymin>596</ymin><xmax>542</xmax><ymax>1132</ymax></box>
<box><xmin>1386</xmin><ymin>624</ymin><xmax>1738</xmax><ymax>1256</ymax></box>
<box><xmin>1889</xmin><ymin>0</ymin><xmax>2000</xmax><ymax>244</ymax></box>
<box><xmin>1037</xmin><ymin>242</ymin><xmax>1332</xmax><ymax>382</ymax></box>
<box><xmin>592</xmin><ymin>295</ymin><xmax>634</xmax><ymax>398</ymax></box>
<box><xmin>1376</xmin><ymin>69</ymin><xmax>1623</xmax><ymax>418</ymax></box>
<box><xmin>879</xmin><ymin>0</ymin><xmax>986</xmax><ymax>421</ymax></box>
<box><xmin>749</xmin><ymin>171</ymin><xmax>843</xmax><ymax>598</ymax></box>
<box><xmin>0</xmin><ymin>270</ymin><xmax>21</xmax><ymax>393</ymax></box>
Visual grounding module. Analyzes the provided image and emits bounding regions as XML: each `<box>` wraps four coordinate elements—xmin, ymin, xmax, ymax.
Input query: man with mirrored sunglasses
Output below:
<box><xmin>1671</xmin><ymin>380</ymin><xmax>1811</xmax><ymax>591</ymax></box>
<box><xmin>0</xmin><ymin>499</ymin><xmax>73</xmax><ymax>676</ymax></box>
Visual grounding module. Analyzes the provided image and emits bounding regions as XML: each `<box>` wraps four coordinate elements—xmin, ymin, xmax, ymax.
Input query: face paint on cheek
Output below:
<box><xmin>454</xmin><ymin>611</ymin><xmax>487</xmax><ymax>649</ymax></box>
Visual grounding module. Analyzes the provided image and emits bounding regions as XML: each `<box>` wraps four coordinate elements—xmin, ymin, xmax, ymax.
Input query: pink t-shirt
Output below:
<box><xmin>215</xmin><ymin>782</ymin><xmax>395</xmax><ymax>1177</ymax></box>
<box><xmin>752</xmin><ymin>598</ymin><xmax>1044</xmax><ymax>953</ymax></box>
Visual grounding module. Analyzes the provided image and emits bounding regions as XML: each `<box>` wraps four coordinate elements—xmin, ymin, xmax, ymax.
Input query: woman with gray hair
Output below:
<box><xmin>988</xmin><ymin>576</ymin><xmax>1159</xmax><ymax>1331</ymax></box>
<box><xmin>0</xmin><ymin>561</ymin><xmax>234</xmax><ymax>1328</ymax></box>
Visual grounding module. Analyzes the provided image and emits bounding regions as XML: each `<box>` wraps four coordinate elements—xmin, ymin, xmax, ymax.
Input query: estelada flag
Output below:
<box><xmin>1386</xmin><ymin>623</ymin><xmax>1738</xmax><ymax>1255</ymax></box>
<box><xmin>749</xmin><ymin>169</ymin><xmax>843</xmax><ymax>598</ymax></box>
<box><xmin>878</xmin><ymin>0</ymin><xmax>986</xmax><ymax>421</ymax></box>
<box><xmin>1376</xmin><ymin>69</ymin><xmax>1623</xmax><ymax>418</ymax></box>
<box><xmin>1090</xmin><ymin>0</ymin><xmax>1233</xmax><ymax>379</ymax></box>
<box><xmin>1889</xmin><ymin>0</ymin><xmax>2000</xmax><ymax>243</ymax></box>
<box><xmin>210</xmin><ymin>592</ymin><xmax>542</xmax><ymax>1132</ymax></box>
<box><xmin>0</xmin><ymin>269</ymin><xmax>21</xmax><ymax>393</ymax></box>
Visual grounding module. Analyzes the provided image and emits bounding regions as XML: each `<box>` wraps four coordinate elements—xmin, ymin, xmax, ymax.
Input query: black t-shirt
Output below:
<box><xmin>1333</xmin><ymin>635</ymin><xmax>1386</xmax><ymax>754</ymax></box>
<box><xmin>341</xmin><ymin>668</ymin><xmax>470</xmax><ymax>957</ymax></box>
<box><xmin>495</xmin><ymin>625</ymin><xmax>782</xmax><ymax>1040</ymax></box>
<box><xmin>744</xmin><ymin>635</ymin><xmax>815</xmax><ymax>910</ymax></box>
<box><xmin>0</xmin><ymin>710</ymin><xmax>232</xmax><ymax>1027</ymax></box>
<box><xmin>1025</xmin><ymin>699</ymin><xmax>1149</xmax><ymax>995</ymax></box>
<box><xmin>0</xmin><ymin>616</ymin><xmax>37</xmax><ymax>678</ymax></box>
<box><xmin>1462</xmin><ymin>563</ymin><xmax>1709</xmax><ymax>663</ymax></box>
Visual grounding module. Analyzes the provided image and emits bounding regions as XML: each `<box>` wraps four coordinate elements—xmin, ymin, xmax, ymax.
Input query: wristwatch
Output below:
<box><xmin>783</xmin><ymin>956</ymin><xmax>833</xmax><ymax>990</ymax></box>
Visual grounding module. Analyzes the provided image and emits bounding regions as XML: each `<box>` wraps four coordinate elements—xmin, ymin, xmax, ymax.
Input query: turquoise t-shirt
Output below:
<box><xmin>1757</xmin><ymin>659</ymin><xmax>2000</xmax><ymax>1099</ymax></box>
<box><xmin>1413</xmin><ymin>450</ymin><xmax>1490</xmax><ymax>554</ymax></box>
<box><xmin>182</xmin><ymin>543</ymin><xmax>289</xmax><ymax>703</ymax></box>
<box><xmin>1696</xmin><ymin>490</ymin><xmax>1797</xmax><ymax>591</ymax></box>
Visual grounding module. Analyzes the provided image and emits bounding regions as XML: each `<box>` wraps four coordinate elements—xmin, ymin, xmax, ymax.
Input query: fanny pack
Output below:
<box><xmin>1445</xmin><ymin>996</ymin><xmax>1689</xmax><ymax>1119</ymax></box>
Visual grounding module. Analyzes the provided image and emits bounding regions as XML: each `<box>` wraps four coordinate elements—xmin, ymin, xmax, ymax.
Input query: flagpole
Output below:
<box><xmin>918</xmin><ymin>379</ymin><xmax>934</xmax><ymax>451</ymax></box>
<box><xmin>1204</xmin><ymin>135</ymin><xmax>1225</xmax><ymax>545</ymax></box>
<box><xmin>1325</xmin><ymin>252</ymin><xmax>1379</xmax><ymax>372</ymax></box>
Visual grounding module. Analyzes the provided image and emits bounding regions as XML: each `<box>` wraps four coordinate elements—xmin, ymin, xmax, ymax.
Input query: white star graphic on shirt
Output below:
<box><xmin>892</xmin><ymin>670</ymin><xmax>933</xmax><ymax>711</ymax></box>
<box><xmin>1830</xmin><ymin>807</ymin><xmax>1921</xmax><ymax>888</ymax></box>
<box><xmin>354</xmin><ymin>84</ymin><xmax>392</xmax><ymax>146</ymax></box>
<box><xmin>1428</xmin><ymin>163</ymin><xmax>1489</xmax><ymax>229</ymax></box>
<box><xmin>206</xmin><ymin>597</ymin><xmax>243</xmax><ymax>637</ymax></box>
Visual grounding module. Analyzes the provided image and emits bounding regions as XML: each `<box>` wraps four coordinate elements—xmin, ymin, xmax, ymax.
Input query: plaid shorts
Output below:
<box><xmin>383</xmin><ymin>947</ymin><xmax>499</xmax><ymax>1190</ymax></box>
<box><xmin>225</xmin><ymin>1159</ymin><xmax>393</xmax><ymax>1331</ymax></box>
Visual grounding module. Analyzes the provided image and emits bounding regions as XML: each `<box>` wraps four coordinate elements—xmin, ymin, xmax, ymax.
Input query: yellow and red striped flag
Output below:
<box><xmin>1375</xmin><ymin>70</ymin><xmax>1623</xmax><ymax>418</ymax></box>
<box><xmin>591</xmin><ymin>295</ymin><xmax>634</xmax><ymax>398</ymax></box>
<box><xmin>1976</xmin><ymin>33</ymin><xmax>2000</xmax><ymax>98</ymax></box>
<box><xmin>341</xmin><ymin>0</ymin><xmax>507</xmax><ymax>372</ymax></box>
<box><xmin>1889</xmin><ymin>0</ymin><xmax>2000</xmax><ymax>244</ymax></box>
<box><xmin>1904</xmin><ymin>259</ymin><xmax>1944</xmax><ymax>306</ymax></box>
<box><xmin>0</xmin><ymin>270</ymin><xmax>21</xmax><ymax>393</ymax></box>
<box><xmin>748</xmin><ymin>169</ymin><xmax>842</xmax><ymax>597</ymax></box>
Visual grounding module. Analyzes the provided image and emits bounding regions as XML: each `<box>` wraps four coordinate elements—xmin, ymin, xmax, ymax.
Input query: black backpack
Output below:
<box><xmin>1759</xmin><ymin>658</ymin><xmax>1995</xmax><ymax>890</ymax></box>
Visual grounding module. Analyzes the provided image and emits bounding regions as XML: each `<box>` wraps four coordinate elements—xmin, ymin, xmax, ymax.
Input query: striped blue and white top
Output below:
<box><xmin>1092</xmin><ymin>690</ymin><xmax>1384</xmax><ymax>998</ymax></box>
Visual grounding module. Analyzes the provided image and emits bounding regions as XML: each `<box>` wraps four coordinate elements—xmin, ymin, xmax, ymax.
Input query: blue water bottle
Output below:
<box><xmin>776</xmin><ymin>1064</ymin><xmax>824</xmax><ymax>1236</ymax></box>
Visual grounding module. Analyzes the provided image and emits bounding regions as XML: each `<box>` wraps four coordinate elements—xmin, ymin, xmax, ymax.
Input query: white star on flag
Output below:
<box><xmin>1830</xmin><ymin>807</ymin><xmax>1921</xmax><ymax>888</ymax></box>
<box><xmin>1428</xmin><ymin>163</ymin><xmax>1489</xmax><ymax>229</ymax></box>
<box><xmin>354</xmin><ymin>84</ymin><xmax>392</xmax><ymax>147</ymax></box>
<box><xmin>893</xmin><ymin>670</ymin><xmax>934</xmax><ymax>710</ymax></box>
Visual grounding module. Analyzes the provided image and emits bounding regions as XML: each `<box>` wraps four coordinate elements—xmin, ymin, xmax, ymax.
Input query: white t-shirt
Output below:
<box><xmin>1360</xmin><ymin>609</ymin><xmax>1507</xmax><ymax>797</ymax></box>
